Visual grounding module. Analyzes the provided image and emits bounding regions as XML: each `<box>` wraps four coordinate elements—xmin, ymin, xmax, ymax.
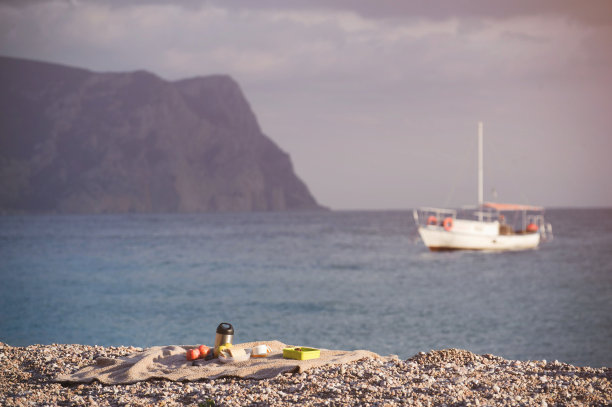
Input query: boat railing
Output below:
<box><xmin>415</xmin><ymin>206</ymin><xmax>552</xmax><ymax>231</ymax></box>
<box><xmin>526</xmin><ymin>214</ymin><xmax>553</xmax><ymax>241</ymax></box>
<box><xmin>413</xmin><ymin>207</ymin><xmax>503</xmax><ymax>226</ymax></box>
<box><xmin>413</xmin><ymin>207</ymin><xmax>457</xmax><ymax>227</ymax></box>
<box><xmin>472</xmin><ymin>210</ymin><xmax>497</xmax><ymax>222</ymax></box>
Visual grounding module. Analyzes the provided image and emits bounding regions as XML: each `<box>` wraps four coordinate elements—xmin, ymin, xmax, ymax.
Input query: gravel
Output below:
<box><xmin>1</xmin><ymin>342</ymin><xmax>610</xmax><ymax>406</ymax></box>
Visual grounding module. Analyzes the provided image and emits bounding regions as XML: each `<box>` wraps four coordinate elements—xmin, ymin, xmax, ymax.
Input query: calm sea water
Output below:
<box><xmin>1</xmin><ymin>209</ymin><xmax>611</xmax><ymax>367</ymax></box>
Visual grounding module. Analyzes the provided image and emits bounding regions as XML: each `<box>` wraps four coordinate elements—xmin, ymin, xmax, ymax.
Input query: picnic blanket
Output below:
<box><xmin>54</xmin><ymin>341</ymin><xmax>382</xmax><ymax>384</ymax></box>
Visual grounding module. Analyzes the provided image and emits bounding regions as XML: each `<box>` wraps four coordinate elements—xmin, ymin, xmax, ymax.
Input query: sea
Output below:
<box><xmin>1</xmin><ymin>209</ymin><xmax>611</xmax><ymax>368</ymax></box>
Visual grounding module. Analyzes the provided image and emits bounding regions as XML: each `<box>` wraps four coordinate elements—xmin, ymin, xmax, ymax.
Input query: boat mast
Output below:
<box><xmin>478</xmin><ymin>121</ymin><xmax>483</xmax><ymax>221</ymax></box>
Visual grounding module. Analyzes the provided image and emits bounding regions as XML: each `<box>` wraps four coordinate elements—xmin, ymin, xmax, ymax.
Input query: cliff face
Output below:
<box><xmin>0</xmin><ymin>56</ymin><xmax>324</xmax><ymax>213</ymax></box>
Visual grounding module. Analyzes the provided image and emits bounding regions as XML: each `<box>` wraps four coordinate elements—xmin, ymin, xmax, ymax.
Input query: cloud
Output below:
<box><xmin>217</xmin><ymin>0</ymin><xmax>612</xmax><ymax>25</ymax></box>
<box><xmin>1</xmin><ymin>0</ymin><xmax>611</xmax><ymax>208</ymax></box>
<box><xmin>6</xmin><ymin>0</ymin><xmax>612</xmax><ymax>25</ymax></box>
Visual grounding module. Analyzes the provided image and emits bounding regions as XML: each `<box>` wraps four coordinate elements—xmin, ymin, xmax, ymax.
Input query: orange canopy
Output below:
<box><xmin>483</xmin><ymin>202</ymin><xmax>543</xmax><ymax>211</ymax></box>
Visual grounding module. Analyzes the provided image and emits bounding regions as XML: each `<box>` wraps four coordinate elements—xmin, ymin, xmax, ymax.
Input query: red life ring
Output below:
<box><xmin>443</xmin><ymin>217</ymin><xmax>453</xmax><ymax>231</ymax></box>
<box><xmin>427</xmin><ymin>215</ymin><xmax>438</xmax><ymax>225</ymax></box>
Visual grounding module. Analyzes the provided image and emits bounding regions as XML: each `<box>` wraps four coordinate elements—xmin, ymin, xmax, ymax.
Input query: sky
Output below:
<box><xmin>1</xmin><ymin>0</ymin><xmax>611</xmax><ymax>209</ymax></box>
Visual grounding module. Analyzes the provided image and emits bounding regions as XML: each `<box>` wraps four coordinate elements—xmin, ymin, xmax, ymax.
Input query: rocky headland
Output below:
<box><xmin>0</xmin><ymin>56</ymin><xmax>323</xmax><ymax>214</ymax></box>
<box><xmin>1</xmin><ymin>342</ymin><xmax>609</xmax><ymax>406</ymax></box>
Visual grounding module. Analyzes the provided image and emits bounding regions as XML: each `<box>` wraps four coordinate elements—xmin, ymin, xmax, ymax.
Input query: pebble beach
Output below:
<box><xmin>1</xmin><ymin>342</ymin><xmax>610</xmax><ymax>406</ymax></box>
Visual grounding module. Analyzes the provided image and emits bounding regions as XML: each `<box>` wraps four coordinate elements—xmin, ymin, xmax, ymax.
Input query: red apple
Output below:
<box><xmin>198</xmin><ymin>345</ymin><xmax>210</xmax><ymax>358</ymax></box>
<box><xmin>186</xmin><ymin>348</ymin><xmax>200</xmax><ymax>361</ymax></box>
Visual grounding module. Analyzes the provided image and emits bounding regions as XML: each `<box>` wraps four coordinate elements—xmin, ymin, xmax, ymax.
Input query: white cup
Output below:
<box><xmin>252</xmin><ymin>344</ymin><xmax>271</xmax><ymax>356</ymax></box>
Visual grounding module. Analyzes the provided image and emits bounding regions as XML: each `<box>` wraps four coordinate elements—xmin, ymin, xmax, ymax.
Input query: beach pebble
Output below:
<box><xmin>0</xmin><ymin>342</ymin><xmax>610</xmax><ymax>406</ymax></box>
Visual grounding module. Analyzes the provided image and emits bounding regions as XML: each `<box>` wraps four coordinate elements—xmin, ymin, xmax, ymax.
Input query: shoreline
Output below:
<box><xmin>1</xmin><ymin>342</ymin><xmax>610</xmax><ymax>406</ymax></box>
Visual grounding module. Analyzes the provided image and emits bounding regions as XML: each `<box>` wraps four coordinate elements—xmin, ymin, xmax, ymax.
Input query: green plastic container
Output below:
<box><xmin>282</xmin><ymin>347</ymin><xmax>320</xmax><ymax>360</ymax></box>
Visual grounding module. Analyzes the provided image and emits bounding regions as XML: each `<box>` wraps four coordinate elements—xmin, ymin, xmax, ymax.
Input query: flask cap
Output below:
<box><xmin>216</xmin><ymin>322</ymin><xmax>234</xmax><ymax>335</ymax></box>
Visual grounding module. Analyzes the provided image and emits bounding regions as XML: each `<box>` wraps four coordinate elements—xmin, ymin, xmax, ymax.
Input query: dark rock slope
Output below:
<box><xmin>0</xmin><ymin>56</ymin><xmax>323</xmax><ymax>213</ymax></box>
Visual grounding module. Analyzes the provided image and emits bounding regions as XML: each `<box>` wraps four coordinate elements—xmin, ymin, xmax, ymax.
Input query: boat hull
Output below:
<box><xmin>417</xmin><ymin>226</ymin><xmax>540</xmax><ymax>251</ymax></box>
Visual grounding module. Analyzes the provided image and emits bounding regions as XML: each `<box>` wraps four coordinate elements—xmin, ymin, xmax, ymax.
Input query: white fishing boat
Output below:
<box><xmin>413</xmin><ymin>122</ymin><xmax>552</xmax><ymax>251</ymax></box>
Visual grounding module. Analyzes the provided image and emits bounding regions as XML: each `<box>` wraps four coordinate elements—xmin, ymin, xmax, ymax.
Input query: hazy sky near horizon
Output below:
<box><xmin>1</xmin><ymin>0</ymin><xmax>611</xmax><ymax>209</ymax></box>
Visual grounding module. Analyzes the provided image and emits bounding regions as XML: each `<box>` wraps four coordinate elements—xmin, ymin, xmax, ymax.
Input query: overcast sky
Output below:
<box><xmin>1</xmin><ymin>0</ymin><xmax>611</xmax><ymax>209</ymax></box>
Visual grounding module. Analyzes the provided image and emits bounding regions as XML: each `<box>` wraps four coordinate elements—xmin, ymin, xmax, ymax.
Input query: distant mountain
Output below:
<box><xmin>0</xmin><ymin>56</ymin><xmax>324</xmax><ymax>213</ymax></box>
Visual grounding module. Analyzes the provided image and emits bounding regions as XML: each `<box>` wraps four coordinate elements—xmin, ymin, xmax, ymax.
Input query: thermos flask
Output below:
<box><xmin>214</xmin><ymin>322</ymin><xmax>234</xmax><ymax>356</ymax></box>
